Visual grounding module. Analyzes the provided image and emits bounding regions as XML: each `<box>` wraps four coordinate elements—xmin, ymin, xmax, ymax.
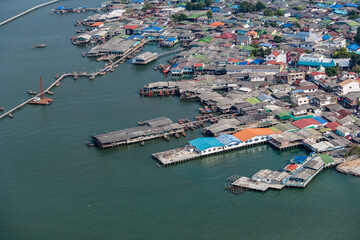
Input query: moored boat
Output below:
<box><xmin>27</xmin><ymin>90</ymin><xmax>37</xmax><ymax>95</ymax></box>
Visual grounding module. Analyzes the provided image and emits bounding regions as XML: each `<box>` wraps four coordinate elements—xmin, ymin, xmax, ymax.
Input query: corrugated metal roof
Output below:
<box><xmin>189</xmin><ymin>137</ymin><xmax>224</xmax><ymax>151</ymax></box>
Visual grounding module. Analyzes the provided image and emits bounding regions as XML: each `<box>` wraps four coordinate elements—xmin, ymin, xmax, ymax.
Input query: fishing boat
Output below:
<box><xmin>86</xmin><ymin>141</ymin><xmax>95</xmax><ymax>147</ymax></box>
<box><xmin>55</xmin><ymin>74</ymin><xmax>59</xmax><ymax>79</ymax></box>
<box><xmin>139</xmin><ymin>89</ymin><xmax>144</xmax><ymax>95</ymax></box>
<box><xmin>74</xmin><ymin>73</ymin><xmax>78</xmax><ymax>80</ymax></box>
<box><xmin>27</xmin><ymin>90</ymin><xmax>37</xmax><ymax>95</ymax></box>
<box><xmin>175</xmin><ymin>133</ymin><xmax>179</xmax><ymax>138</ymax></box>
<box><xmin>0</xmin><ymin>107</ymin><xmax>4</xmax><ymax>111</ymax></box>
<box><xmin>140</xmin><ymin>141</ymin><xmax>145</xmax><ymax>146</ymax></box>
<box><xmin>9</xmin><ymin>113</ymin><xmax>13</xmax><ymax>118</ymax></box>
<box><xmin>31</xmin><ymin>43</ymin><xmax>46</xmax><ymax>48</ymax></box>
<box><xmin>164</xmin><ymin>135</ymin><xmax>170</xmax><ymax>141</ymax></box>
<box><xmin>89</xmin><ymin>75</ymin><xmax>95</xmax><ymax>80</ymax></box>
<box><xmin>55</xmin><ymin>82</ymin><xmax>62</xmax><ymax>86</ymax></box>
<box><xmin>153</xmin><ymin>66</ymin><xmax>158</xmax><ymax>71</ymax></box>
<box><xmin>182</xmin><ymin>132</ymin><xmax>186</xmax><ymax>137</ymax></box>
<box><xmin>163</xmin><ymin>65</ymin><xmax>171</xmax><ymax>74</ymax></box>
<box><xmin>47</xmin><ymin>91</ymin><xmax>54</xmax><ymax>95</ymax></box>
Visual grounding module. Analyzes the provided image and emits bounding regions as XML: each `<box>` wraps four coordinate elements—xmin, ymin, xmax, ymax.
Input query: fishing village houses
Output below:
<box><xmin>52</xmin><ymin>0</ymin><xmax>360</xmax><ymax>193</ymax></box>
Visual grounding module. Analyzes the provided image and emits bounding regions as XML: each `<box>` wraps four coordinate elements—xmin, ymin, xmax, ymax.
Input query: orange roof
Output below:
<box><xmin>272</xmin><ymin>50</ymin><xmax>279</xmax><ymax>57</ymax></box>
<box><xmin>91</xmin><ymin>22</ymin><xmax>104</xmax><ymax>27</ymax></box>
<box><xmin>124</xmin><ymin>25</ymin><xmax>139</xmax><ymax>30</ymax></box>
<box><xmin>209</xmin><ymin>22</ymin><xmax>225</xmax><ymax>26</ymax></box>
<box><xmin>246</xmin><ymin>31</ymin><xmax>257</xmax><ymax>36</ymax></box>
<box><xmin>232</xmin><ymin>128</ymin><xmax>276</xmax><ymax>142</ymax></box>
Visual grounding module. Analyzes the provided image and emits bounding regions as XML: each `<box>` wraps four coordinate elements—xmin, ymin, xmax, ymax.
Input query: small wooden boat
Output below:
<box><xmin>9</xmin><ymin>113</ymin><xmax>13</xmax><ymax>118</ymax></box>
<box><xmin>89</xmin><ymin>75</ymin><xmax>95</xmax><ymax>80</ymax></box>
<box><xmin>55</xmin><ymin>74</ymin><xmax>59</xmax><ymax>79</ymax></box>
<box><xmin>55</xmin><ymin>82</ymin><xmax>62</xmax><ymax>86</ymax></box>
<box><xmin>0</xmin><ymin>107</ymin><xmax>4</xmax><ymax>111</ymax></box>
<box><xmin>47</xmin><ymin>91</ymin><xmax>54</xmax><ymax>95</ymax></box>
<box><xmin>164</xmin><ymin>135</ymin><xmax>170</xmax><ymax>141</ymax></box>
<box><xmin>27</xmin><ymin>90</ymin><xmax>37</xmax><ymax>95</ymax></box>
<box><xmin>32</xmin><ymin>43</ymin><xmax>46</xmax><ymax>48</ymax></box>
<box><xmin>140</xmin><ymin>141</ymin><xmax>145</xmax><ymax>146</ymax></box>
<box><xmin>182</xmin><ymin>132</ymin><xmax>186</xmax><ymax>137</ymax></box>
<box><xmin>175</xmin><ymin>133</ymin><xmax>179</xmax><ymax>138</ymax></box>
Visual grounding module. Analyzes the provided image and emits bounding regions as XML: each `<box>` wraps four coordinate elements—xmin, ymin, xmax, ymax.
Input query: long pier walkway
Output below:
<box><xmin>0</xmin><ymin>0</ymin><xmax>61</xmax><ymax>27</ymax></box>
<box><xmin>156</xmin><ymin>48</ymin><xmax>183</xmax><ymax>60</ymax></box>
<box><xmin>0</xmin><ymin>40</ymin><xmax>149</xmax><ymax>120</ymax></box>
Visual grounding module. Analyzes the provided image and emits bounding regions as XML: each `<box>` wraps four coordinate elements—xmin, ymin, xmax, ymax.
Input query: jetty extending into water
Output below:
<box><xmin>0</xmin><ymin>39</ymin><xmax>148</xmax><ymax>120</ymax></box>
<box><xmin>0</xmin><ymin>0</ymin><xmax>60</xmax><ymax>27</ymax></box>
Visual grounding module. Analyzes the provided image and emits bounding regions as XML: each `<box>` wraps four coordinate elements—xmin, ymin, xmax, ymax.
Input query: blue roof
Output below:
<box><xmin>297</xmin><ymin>60</ymin><xmax>335</xmax><ymax>67</ymax></box>
<box><xmin>334</xmin><ymin>9</ymin><xmax>348</xmax><ymax>15</ymax></box>
<box><xmin>257</xmin><ymin>93</ymin><xmax>275</xmax><ymax>102</ymax></box>
<box><xmin>166</xmin><ymin>37</ymin><xmax>177</xmax><ymax>42</ymax></box>
<box><xmin>57</xmin><ymin>6</ymin><xmax>64</xmax><ymax>10</ymax></box>
<box><xmin>293</xmin><ymin>156</ymin><xmax>307</xmax><ymax>164</ymax></box>
<box><xmin>259</xmin><ymin>42</ymin><xmax>273</xmax><ymax>48</ymax></box>
<box><xmin>313</xmin><ymin>116</ymin><xmax>328</xmax><ymax>124</ymax></box>
<box><xmin>348</xmin><ymin>43</ymin><xmax>360</xmax><ymax>51</ymax></box>
<box><xmin>128</xmin><ymin>35</ymin><xmax>144</xmax><ymax>39</ymax></box>
<box><xmin>283</xmin><ymin>23</ymin><xmax>293</xmax><ymax>28</ymax></box>
<box><xmin>216</xmin><ymin>134</ymin><xmax>242</xmax><ymax>145</ymax></box>
<box><xmin>250</xmin><ymin>58</ymin><xmax>265</xmax><ymax>64</ymax></box>
<box><xmin>189</xmin><ymin>137</ymin><xmax>224</xmax><ymax>151</ymax></box>
<box><xmin>322</xmin><ymin>34</ymin><xmax>331</xmax><ymax>40</ymax></box>
<box><xmin>345</xmin><ymin>3</ymin><xmax>359</xmax><ymax>7</ymax></box>
<box><xmin>238</xmin><ymin>61</ymin><xmax>248</xmax><ymax>65</ymax></box>
<box><xmin>143</xmin><ymin>26</ymin><xmax>162</xmax><ymax>32</ymax></box>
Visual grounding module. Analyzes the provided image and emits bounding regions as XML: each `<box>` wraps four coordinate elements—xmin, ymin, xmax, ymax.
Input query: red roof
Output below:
<box><xmin>337</xmin><ymin>109</ymin><xmax>351</xmax><ymax>118</ymax></box>
<box><xmin>310</xmin><ymin>71</ymin><xmax>326</xmax><ymax>76</ymax></box>
<box><xmin>194</xmin><ymin>63</ymin><xmax>204</xmax><ymax>67</ymax></box>
<box><xmin>291</xmin><ymin>118</ymin><xmax>322</xmax><ymax>129</ymax></box>
<box><xmin>216</xmin><ymin>32</ymin><xmax>236</xmax><ymax>40</ymax></box>
<box><xmin>228</xmin><ymin>58</ymin><xmax>239</xmax><ymax>63</ymax></box>
<box><xmin>272</xmin><ymin>50</ymin><xmax>279</xmax><ymax>57</ymax></box>
<box><xmin>285</xmin><ymin>164</ymin><xmax>298</xmax><ymax>171</ymax></box>
<box><xmin>124</xmin><ymin>25</ymin><xmax>139</xmax><ymax>30</ymax></box>
<box><xmin>91</xmin><ymin>22</ymin><xmax>104</xmax><ymax>27</ymax></box>
<box><xmin>325</xmin><ymin>121</ymin><xmax>342</xmax><ymax>131</ymax></box>
<box><xmin>266</xmin><ymin>60</ymin><xmax>278</xmax><ymax>65</ymax></box>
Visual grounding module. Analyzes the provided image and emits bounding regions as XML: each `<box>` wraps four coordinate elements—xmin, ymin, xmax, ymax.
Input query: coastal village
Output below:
<box><xmin>3</xmin><ymin>0</ymin><xmax>360</xmax><ymax>193</ymax></box>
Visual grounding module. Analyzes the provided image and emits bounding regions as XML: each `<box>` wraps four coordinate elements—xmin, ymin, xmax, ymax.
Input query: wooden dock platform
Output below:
<box><xmin>0</xmin><ymin>40</ymin><xmax>149</xmax><ymax>120</ymax></box>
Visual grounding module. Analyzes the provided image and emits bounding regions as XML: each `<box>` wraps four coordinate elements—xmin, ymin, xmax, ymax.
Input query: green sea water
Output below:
<box><xmin>0</xmin><ymin>1</ymin><xmax>359</xmax><ymax>239</ymax></box>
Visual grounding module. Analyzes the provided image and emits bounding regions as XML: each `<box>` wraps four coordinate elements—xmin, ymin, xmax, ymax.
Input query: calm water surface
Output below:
<box><xmin>0</xmin><ymin>1</ymin><xmax>359</xmax><ymax>239</ymax></box>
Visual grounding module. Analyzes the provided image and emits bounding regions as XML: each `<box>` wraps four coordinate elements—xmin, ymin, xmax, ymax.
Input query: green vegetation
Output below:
<box><xmin>355</xmin><ymin>28</ymin><xmax>360</xmax><ymax>44</ymax></box>
<box><xmin>251</xmin><ymin>47</ymin><xmax>271</xmax><ymax>57</ymax></box>
<box><xmin>256</xmin><ymin>1</ymin><xmax>266</xmax><ymax>11</ymax></box>
<box><xmin>332</xmin><ymin>47</ymin><xmax>351</xmax><ymax>58</ymax></box>
<box><xmin>238</xmin><ymin>1</ymin><xmax>267</xmax><ymax>13</ymax></box>
<box><xmin>276</xmin><ymin>9</ymin><xmax>284</xmax><ymax>16</ymax></box>
<box><xmin>264</xmin><ymin>9</ymin><xmax>274</xmax><ymax>16</ymax></box>
<box><xmin>325</xmin><ymin>66</ymin><xmax>338</xmax><ymax>77</ymax></box>
<box><xmin>186</xmin><ymin>1</ymin><xmax>206</xmax><ymax>10</ymax></box>
<box><xmin>348</xmin><ymin>10</ymin><xmax>360</xmax><ymax>20</ymax></box>
<box><xmin>206</xmin><ymin>10</ymin><xmax>213</xmax><ymax>18</ymax></box>
<box><xmin>273</xmin><ymin>35</ymin><xmax>283</xmax><ymax>43</ymax></box>
<box><xmin>293</xmin><ymin>6</ymin><xmax>303</xmax><ymax>11</ymax></box>
<box><xmin>270</xmin><ymin>22</ymin><xmax>277</xmax><ymax>27</ymax></box>
<box><xmin>172</xmin><ymin>13</ymin><xmax>187</xmax><ymax>22</ymax></box>
<box><xmin>142</xmin><ymin>3</ymin><xmax>154</xmax><ymax>12</ymax></box>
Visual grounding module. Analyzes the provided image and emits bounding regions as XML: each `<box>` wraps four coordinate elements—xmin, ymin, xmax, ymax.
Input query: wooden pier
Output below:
<box><xmin>0</xmin><ymin>40</ymin><xmax>149</xmax><ymax>120</ymax></box>
<box><xmin>0</xmin><ymin>0</ymin><xmax>60</xmax><ymax>27</ymax></box>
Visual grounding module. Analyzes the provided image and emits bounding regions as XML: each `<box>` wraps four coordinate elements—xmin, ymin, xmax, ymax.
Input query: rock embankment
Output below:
<box><xmin>336</xmin><ymin>159</ymin><xmax>360</xmax><ymax>177</ymax></box>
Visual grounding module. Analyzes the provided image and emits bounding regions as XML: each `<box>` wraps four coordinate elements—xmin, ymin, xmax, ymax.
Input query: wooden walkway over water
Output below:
<box><xmin>0</xmin><ymin>40</ymin><xmax>148</xmax><ymax>120</ymax></box>
<box><xmin>0</xmin><ymin>0</ymin><xmax>61</xmax><ymax>27</ymax></box>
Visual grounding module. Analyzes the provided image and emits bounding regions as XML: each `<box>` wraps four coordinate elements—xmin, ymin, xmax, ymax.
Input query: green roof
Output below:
<box><xmin>199</xmin><ymin>36</ymin><xmax>213</xmax><ymax>43</ymax></box>
<box><xmin>347</xmin><ymin>21</ymin><xmax>359</xmax><ymax>27</ymax></box>
<box><xmin>112</xmin><ymin>35</ymin><xmax>129</xmax><ymax>39</ymax></box>
<box><xmin>288</xmin><ymin>17</ymin><xmax>298</xmax><ymax>22</ymax></box>
<box><xmin>194</xmin><ymin>54</ymin><xmax>206</xmax><ymax>60</ymax></box>
<box><xmin>277</xmin><ymin>113</ymin><xmax>292</xmax><ymax>120</ymax></box>
<box><xmin>243</xmin><ymin>46</ymin><xmax>255</xmax><ymax>51</ymax></box>
<box><xmin>246</xmin><ymin>97</ymin><xmax>261</xmax><ymax>105</ymax></box>
<box><xmin>269</xmin><ymin>126</ymin><xmax>280</xmax><ymax>132</ymax></box>
<box><xmin>187</xmin><ymin>12</ymin><xmax>205</xmax><ymax>19</ymax></box>
<box><xmin>319</xmin><ymin>128</ymin><xmax>332</xmax><ymax>133</ymax></box>
<box><xmin>320</xmin><ymin>154</ymin><xmax>335</xmax><ymax>164</ymax></box>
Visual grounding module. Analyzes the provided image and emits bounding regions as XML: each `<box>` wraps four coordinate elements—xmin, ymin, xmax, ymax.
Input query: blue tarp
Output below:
<box><xmin>348</xmin><ymin>43</ymin><xmax>360</xmax><ymax>51</ymax></box>
<box><xmin>297</xmin><ymin>60</ymin><xmax>335</xmax><ymax>67</ymax></box>
<box><xmin>322</xmin><ymin>34</ymin><xmax>331</xmax><ymax>40</ymax></box>
<box><xmin>293</xmin><ymin>156</ymin><xmax>307</xmax><ymax>164</ymax></box>
<box><xmin>238</xmin><ymin>61</ymin><xmax>248</xmax><ymax>65</ymax></box>
<box><xmin>128</xmin><ymin>35</ymin><xmax>144</xmax><ymax>39</ymax></box>
<box><xmin>142</xmin><ymin>26</ymin><xmax>162</xmax><ymax>32</ymax></box>
<box><xmin>216</xmin><ymin>134</ymin><xmax>242</xmax><ymax>145</ymax></box>
<box><xmin>283</xmin><ymin>23</ymin><xmax>293</xmax><ymax>28</ymax></box>
<box><xmin>345</xmin><ymin>3</ymin><xmax>359</xmax><ymax>7</ymax></box>
<box><xmin>250</xmin><ymin>58</ymin><xmax>265</xmax><ymax>64</ymax></box>
<box><xmin>166</xmin><ymin>37</ymin><xmax>177</xmax><ymax>42</ymax></box>
<box><xmin>313</xmin><ymin>116</ymin><xmax>328</xmax><ymax>125</ymax></box>
<box><xmin>57</xmin><ymin>6</ymin><xmax>64</xmax><ymax>10</ymax></box>
<box><xmin>189</xmin><ymin>137</ymin><xmax>224</xmax><ymax>151</ymax></box>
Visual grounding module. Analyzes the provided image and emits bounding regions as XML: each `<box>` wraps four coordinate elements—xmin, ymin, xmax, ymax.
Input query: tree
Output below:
<box><xmin>348</xmin><ymin>10</ymin><xmax>360</xmax><ymax>19</ymax></box>
<box><xmin>355</xmin><ymin>28</ymin><xmax>360</xmax><ymax>44</ymax></box>
<box><xmin>332</xmin><ymin>47</ymin><xmax>351</xmax><ymax>58</ymax></box>
<box><xmin>206</xmin><ymin>10</ymin><xmax>213</xmax><ymax>19</ymax></box>
<box><xmin>263</xmin><ymin>9</ymin><xmax>274</xmax><ymax>16</ymax></box>
<box><xmin>293</xmin><ymin>6</ymin><xmax>302</xmax><ymax>11</ymax></box>
<box><xmin>256</xmin><ymin>1</ymin><xmax>266</xmax><ymax>11</ymax></box>
<box><xmin>239</xmin><ymin>1</ymin><xmax>256</xmax><ymax>13</ymax></box>
<box><xmin>325</xmin><ymin>66</ymin><xmax>338</xmax><ymax>77</ymax></box>
<box><xmin>276</xmin><ymin>9</ymin><xmax>284</xmax><ymax>16</ymax></box>
<box><xmin>269</xmin><ymin>22</ymin><xmax>277</xmax><ymax>27</ymax></box>
<box><xmin>293</xmin><ymin>22</ymin><xmax>301</xmax><ymax>28</ymax></box>
<box><xmin>142</xmin><ymin>3</ymin><xmax>154</xmax><ymax>12</ymax></box>
<box><xmin>172</xmin><ymin>13</ymin><xmax>187</xmax><ymax>22</ymax></box>
<box><xmin>273</xmin><ymin>35</ymin><xmax>283</xmax><ymax>43</ymax></box>
<box><xmin>204</xmin><ymin>0</ymin><xmax>213</xmax><ymax>7</ymax></box>
<box><xmin>186</xmin><ymin>2</ymin><xmax>194</xmax><ymax>11</ymax></box>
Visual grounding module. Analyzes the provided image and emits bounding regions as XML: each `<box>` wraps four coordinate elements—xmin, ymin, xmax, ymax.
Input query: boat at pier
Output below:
<box><xmin>29</xmin><ymin>77</ymin><xmax>53</xmax><ymax>105</ymax></box>
<box><xmin>9</xmin><ymin>113</ymin><xmax>13</xmax><ymax>118</ymax></box>
<box><xmin>27</xmin><ymin>90</ymin><xmax>37</xmax><ymax>95</ymax></box>
<box><xmin>0</xmin><ymin>107</ymin><xmax>4</xmax><ymax>111</ymax></box>
<box><xmin>47</xmin><ymin>91</ymin><xmax>54</xmax><ymax>95</ymax></box>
